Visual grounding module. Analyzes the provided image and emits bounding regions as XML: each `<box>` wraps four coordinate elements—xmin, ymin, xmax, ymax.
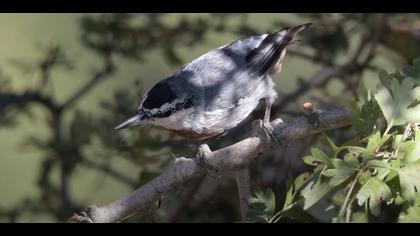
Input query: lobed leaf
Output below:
<box><xmin>356</xmin><ymin>177</ymin><xmax>392</xmax><ymax>216</ymax></box>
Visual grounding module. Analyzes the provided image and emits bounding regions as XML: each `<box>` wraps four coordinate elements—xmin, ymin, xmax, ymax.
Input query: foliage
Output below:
<box><xmin>249</xmin><ymin>59</ymin><xmax>420</xmax><ymax>223</ymax></box>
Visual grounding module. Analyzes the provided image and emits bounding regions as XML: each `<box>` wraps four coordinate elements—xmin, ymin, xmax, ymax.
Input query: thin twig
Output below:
<box><xmin>83</xmin><ymin>159</ymin><xmax>138</xmax><ymax>188</ymax></box>
<box><xmin>338</xmin><ymin>172</ymin><xmax>360</xmax><ymax>221</ymax></box>
<box><xmin>271</xmin><ymin>24</ymin><xmax>381</xmax><ymax>114</ymax></box>
<box><xmin>61</xmin><ymin>55</ymin><xmax>114</xmax><ymax>109</ymax></box>
<box><xmin>235</xmin><ymin>168</ymin><xmax>251</xmax><ymax>221</ymax></box>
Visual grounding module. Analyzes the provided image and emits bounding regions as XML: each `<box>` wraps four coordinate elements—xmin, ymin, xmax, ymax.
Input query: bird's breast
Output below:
<box><xmin>164</xmin><ymin>127</ymin><xmax>222</xmax><ymax>140</ymax></box>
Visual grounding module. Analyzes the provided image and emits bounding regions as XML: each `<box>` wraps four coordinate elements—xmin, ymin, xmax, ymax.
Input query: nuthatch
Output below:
<box><xmin>116</xmin><ymin>23</ymin><xmax>312</xmax><ymax>145</ymax></box>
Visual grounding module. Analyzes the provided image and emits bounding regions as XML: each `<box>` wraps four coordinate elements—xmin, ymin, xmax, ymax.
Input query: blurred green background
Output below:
<box><xmin>0</xmin><ymin>13</ymin><xmax>417</xmax><ymax>222</ymax></box>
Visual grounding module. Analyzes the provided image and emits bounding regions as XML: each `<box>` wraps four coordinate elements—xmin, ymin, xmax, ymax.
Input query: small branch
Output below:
<box><xmin>338</xmin><ymin>172</ymin><xmax>360</xmax><ymax>221</ymax></box>
<box><xmin>275</xmin><ymin>66</ymin><xmax>342</xmax><ymax>111</ymax></box>
<box><xmin>287</xmin><ymin>49</ymin><xmax>379</xmax><ymax>71</ymax></box>
<box><xmin>61</xmin><ymin>56</ymin><xmax>114</xmax><ymax>109</ymax></box>
<box><xmin>82</xmin><ymin>159</ymin><xmax>138</xmax><ymax>189</ymax></box>
<box><xmin>273</xmin><ymin>34</ymin><xmax>376</xmax><ymax>113</ymax></box>
<box><xmin>0</xmin><ymin>91</ymin><xmax>60</xmax><ymax>113</ymax></box>
<box><xmin>288</xmin><ymin>49</ymin><xmax>322</xmax><ymax>63</ymax></box>
<box><xmin>235</xmin><ymin>168</ymin><xmax>250</xmax><ymax>221</ymax></box>
<box><xmin>70</xmin><ymin>107</ymin><xmax>352</xmax><ymax>223</ymax></box>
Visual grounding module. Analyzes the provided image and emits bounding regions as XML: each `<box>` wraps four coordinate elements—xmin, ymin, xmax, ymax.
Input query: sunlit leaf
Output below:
<box><xmin>375</xmin><ymin>77</ymin><xmax>420</xmax><ymax>128</ymax></box>
<box><xmin>356</xmin><ymin>177</ymin><xmax>392</xmax><ymax>216</ymax></box>
<box><xmin>366</xmin><ymin>159</ymin><xmax>390</xmax><ymax>180</ymax></box>
<box><xmin>398</xmin><ymin>195</ymin><xmax>420</xmax><ymax>223</ymax></box>
<box><xmin>398</xmin><ymin>132</ymin><xmax>420</xmax><ymax>163</ymax></box>
<box><xmin>328</xmin><ymin>159</ymin><xmax>358</xmax><ymax>187</ymax></box>
<box><xmin>398</xmin><ymin>160</ymin><xmax>420</xmax><ymax>203</ymax></box>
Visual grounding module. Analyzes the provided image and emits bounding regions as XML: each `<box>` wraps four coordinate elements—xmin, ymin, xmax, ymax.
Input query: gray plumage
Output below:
<box><xmin>116</xmin><ymin>23</ymin><xmax>312</xmax><ymax>140</ymax></box>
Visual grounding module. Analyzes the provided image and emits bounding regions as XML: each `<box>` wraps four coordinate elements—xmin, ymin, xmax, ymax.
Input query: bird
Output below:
<box><xmin>115</xmin><ymin>23</ymin><xmax>312</xmax><ymax>146</ymax></box>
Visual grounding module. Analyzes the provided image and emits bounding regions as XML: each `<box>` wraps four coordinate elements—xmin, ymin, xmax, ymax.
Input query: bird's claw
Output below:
<box><xmin>195</xmin><ymin>144</ymin><xmax>221</xmax><ymax>179</ymax></box>
<box><xmin>252</xmin><ymin>119</ymin><xmax>289</xmax><ymax>149</ymax></box>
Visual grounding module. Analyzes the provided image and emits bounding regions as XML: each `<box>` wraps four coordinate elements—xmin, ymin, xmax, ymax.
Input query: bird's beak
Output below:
<box><xmin>115</xmin><ymin>114</ymin><xmax>144</xmax><ymax>130</ymax></box>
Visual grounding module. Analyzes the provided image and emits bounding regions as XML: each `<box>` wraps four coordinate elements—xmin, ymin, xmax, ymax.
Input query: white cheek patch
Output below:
<box><xmin>144</xmin><ymin>98</ymin><xmax>185</xmax><ymax>115</ymax></box>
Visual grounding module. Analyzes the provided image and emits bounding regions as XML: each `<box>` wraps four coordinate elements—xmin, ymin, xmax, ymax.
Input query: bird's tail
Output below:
<box><xmin>245</xmin><ymin>23</ymin><xmax>312</xmax><ymax>76</ymax></box>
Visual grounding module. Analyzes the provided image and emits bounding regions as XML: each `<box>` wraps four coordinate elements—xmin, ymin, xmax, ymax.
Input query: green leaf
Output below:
<box><xmin>366</xmin><ymin>131</ymin><xmax>382</xmax><ymax>154</ymax></box>
<box><xmin>390</xmin><ymin>159</ymin><xmax>402</xmax><ymax>169</ymax></box>
<box><xmin>329</xmin><ymin>159</ymin><xmax>358</xmax><ymax>187</ymax></box>
<box><xmin>343</xmin><ymin>152</ymin><xmax>360</xmax><ymax>167</ymax></box>
<box><xmin>303</xmin><ymin>155</ymin><xmax>316</xmax><ymax>166</ymax></box>
<box><xmin>398</xmin><ymin>195</ymin><xmax>420</xmax><ymax>223</ymax></box>
<box><xmin>247</xmin><ymin>188</ymin><xmax>275</xmax><ymax>222</ymax></box>
<box><xmin>321</xmin><ymin>169</ymin><xmax>337</xmax><ymax>177</ymax></box>
<box><xmin>385</xmin><ymin>169</ymin><xmax>403</xmax><ymax>205</ymax></box>
<box><xmin>305</xmin><ymin>198</ymin><xmax>338</xmax><ymax>222</ymax></box>
<box><xmin>398</xmin><ymin>160</ymin><xmax>420</xmax><ymax>203</ymax></box>
<box><xmin>300</xmin><ymin>174</ymin><xmax>335</xmax><ymax>210</ymax></box>
<box><xmin>375</xmin><ymin>77</ymin><xmax>420</xmax><ymax>128</ymax></box>
<box><xmin>351</xmin><ymin>99</ymin><xmax>381</xmax><ymax>137</ymax></box>
<box><xmin>366</xmin><ymin>159</ymin><xmax>390</xmax><ymax>169</ymax></box>
<box><xmin>356</xmin><ymin>177</ymin><xmax>392</xmax><ymax>216</ymax></box>
<box><xmin>283</xmin><ymin>174</ymin><xmax>306</xmax><ymax>208</ymax></box>
<box><xmin>321</xmin><ymin>133</ymin><xmax>340</xmax><ymax>157</ymax></box>
<box><xmin>364</xmin><ymin>131</ymin><xmax>390</xmax><ymax>156</ymax></box>
<box><xmin>398</xmin><ymin>205</ymin><xmax>420</xmax><ymax>223</ymax></box>
<box><xmin>350</xmin><ymin>212</ymin><xmax>369</xmax><ymax>223</ymax></box>
<box><xmin>303</xmin><ymin>148</ymin><xmax>333</xmax><ymax>167</ymax></box>
<box><xmin>379</xmin><ymin>70</ymin><xmax>394</xmax><ymax>92</ymax></box>
<box><xmin>311</xmin><ymin>148</ymin><xmax>333</xmax><ymax>167</ymax></box>
<box><xmin>398</xmin><ymin>132</ymin><xmax>420</xmax><ymax>163</ymax></box>
<box><xmin>358</xmin><ymin>171</ymin><xmax>371</xmax><ymax>185</ymax></box>
<box><xmin>366</xmin><ymin>160</ymin><xmax>390</xmax><ymax>180</ymax></box>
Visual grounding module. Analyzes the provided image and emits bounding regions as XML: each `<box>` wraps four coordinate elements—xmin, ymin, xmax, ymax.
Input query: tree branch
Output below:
<box><xmin>235</xmin><ymin>168</ymin><xmax>250</xmax><ymax>221</ymax></box>
<box><xmin>70</xmin><ymin>106</ymin><xmax>352</xmax><ymax>223</ymax></box>
<box><xmin>273</xmin><ymin>31</ymin><xmax>376</xmax><ymax>113</ymax></box>
<box><xmin>61</xmin><ymin>56</ymin><xmax>114</xmax><ymax>109</ymax></box>
<box><xmin>82</xmin><ymin>159</ymin><xmax>138</xmax><ymax>189</ymax></box>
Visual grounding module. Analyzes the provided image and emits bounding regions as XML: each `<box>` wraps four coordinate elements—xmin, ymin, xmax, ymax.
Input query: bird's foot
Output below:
<box><xmin>195</xmin><ymin>144</ymin><xmax>221</xmax><ymax>179</ymax></box>
<box><xmin>252</xmin><ymin>119</ymin><xmax>289</xmax><ymax>149</ymax></box>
